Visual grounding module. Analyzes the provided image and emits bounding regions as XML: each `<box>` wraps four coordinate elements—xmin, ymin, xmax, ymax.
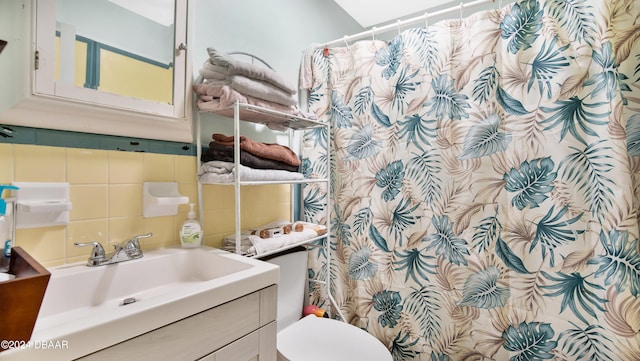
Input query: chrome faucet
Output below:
<box><xmin>74</xmin><ymin>233</ymin><xmax>152</xmax><ymax>267</ymax></box>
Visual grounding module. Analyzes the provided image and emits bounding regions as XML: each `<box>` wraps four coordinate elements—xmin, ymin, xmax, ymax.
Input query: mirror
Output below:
<box><xmin>54</xmin><ymin>0</ymin><xmax>176</xmax><ymax>105</ymax></box>
<box><xmin>33</xmin><ymin>0</ymin><xmax>187</xmax><ymax>120</ymax></box>
<box><xmin>0</xmin><ymin>0</ymin><xmax>190</xmax><ymax>142</ymax></box>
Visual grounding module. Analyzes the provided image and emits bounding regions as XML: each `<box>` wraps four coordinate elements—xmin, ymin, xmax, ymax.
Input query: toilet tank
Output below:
<box><xmin>261</xmin><ymin>247</ymin><xmax>308</xmax><ymax>332</ymax></box>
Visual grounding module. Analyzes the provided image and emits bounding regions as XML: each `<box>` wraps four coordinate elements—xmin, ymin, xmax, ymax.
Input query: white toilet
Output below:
<box><xmin>263</xmin><ymin>247</ymin><xmax>393</xmax><ymax>361</ymax></box>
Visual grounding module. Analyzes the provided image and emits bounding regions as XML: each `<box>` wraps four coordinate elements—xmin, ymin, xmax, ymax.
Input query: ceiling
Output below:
<box><xmin>333</xmin><ymin>0</ymin><xmax>454</xmax><ymax>27</ymax></box>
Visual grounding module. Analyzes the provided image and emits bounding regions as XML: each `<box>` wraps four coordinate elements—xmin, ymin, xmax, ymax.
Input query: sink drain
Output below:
<box><xmin>121</xmin><ymin>297</ymin><xmax>137</xmax><ymax>306</ymax></box>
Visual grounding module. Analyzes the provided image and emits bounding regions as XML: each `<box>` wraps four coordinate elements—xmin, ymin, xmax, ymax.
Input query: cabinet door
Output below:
<box><xmin>35</xmin><ymin>0</ymin><xmax>187</xmax><ymax>118</ymax></box>
<box><xmin>0</xmin><ymin>0</ymin><xmax>192</xmax><ymax>142</ymax></box>
<box><xmin>200</xmin><ymin>322</ymin><xmax>277</xmax><ymax>361</ymax></box>
<box><xmin>78</xmin><ymin>291</ymin><xmax>262</xmax><ymax>361</ymax></box>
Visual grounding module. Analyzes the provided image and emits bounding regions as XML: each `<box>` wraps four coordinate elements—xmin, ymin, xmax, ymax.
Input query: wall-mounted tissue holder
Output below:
<box><xmin>143</xmin><ymin>182</ymin><xmax>189</xmax><ymax>217</ymax></box>
<box><xmin>11</xmin><ymin>182</ymin><xmax>72</xmax><ymax>229</ymax></box>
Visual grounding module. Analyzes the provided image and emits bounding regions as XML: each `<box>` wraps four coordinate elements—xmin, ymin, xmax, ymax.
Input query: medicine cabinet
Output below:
<box><xmin>0</xmin><ymin>0</ymin><xmax>192</xmax><ymax>142</ymax></box>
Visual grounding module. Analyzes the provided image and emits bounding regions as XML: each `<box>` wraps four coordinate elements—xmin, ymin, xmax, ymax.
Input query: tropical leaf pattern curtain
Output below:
<box><xmin>301</xmin><ymin>0</ymin><xmax>640</xmax><ymax>359</ymax></box>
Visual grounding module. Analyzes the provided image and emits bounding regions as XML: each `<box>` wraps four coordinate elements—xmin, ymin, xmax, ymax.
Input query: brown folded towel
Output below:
<box><xmin>202</xmin><ymin>142</ymin><xmax>300</xmax><ymax>173</ymax></box>
<box><xmin>212</xmin><ymin>133</ymin><xmax>301</xmax><ymax>167</ymax></box>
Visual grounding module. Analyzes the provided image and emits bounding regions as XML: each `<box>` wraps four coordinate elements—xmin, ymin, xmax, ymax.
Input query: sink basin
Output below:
<box><xmin>38</xmin><ymin>247</ymin><xmax>254</xmax><ymax>318</ymax></box>
<box><xmin>0</xmin><ymin>247</ymin><xmax>279</xmax><ymax>361</ymax></box>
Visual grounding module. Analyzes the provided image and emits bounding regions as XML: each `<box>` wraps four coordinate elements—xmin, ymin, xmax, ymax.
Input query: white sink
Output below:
<box><xmin>0</xmin><ymin>247</ymin><xmax>279</xmax><ymax>361</ymax></box>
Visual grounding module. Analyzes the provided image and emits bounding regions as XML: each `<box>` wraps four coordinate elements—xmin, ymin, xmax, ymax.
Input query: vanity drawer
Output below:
<box><xmin>78</xmin><ymin>285</ymin><xmax>276</xmax><ymax>361</ymax></box>
<box><xmin>199</xmin><ymin>321</ymin><xmax>277</xmax><ymax>361</ymax></box>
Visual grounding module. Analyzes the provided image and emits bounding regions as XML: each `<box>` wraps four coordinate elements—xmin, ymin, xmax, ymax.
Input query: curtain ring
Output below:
<box><xmin>424</xmin><ymin>12</ymin><xmax>429</xmax><ymax>28</ymax></box>
<box><xmin>397</xmin><ymin>19</ymin><xmax>402</xmax><ymax>35</ymax></box>
<box><xmin>460</xmin><ymin>2</ymin><xmax>464</xmax><ymax>19</ymax></box>
<box><xmin>371</xmin><ymin>27</ymin><xmax>377</xmax><ymax>41</ymax></box>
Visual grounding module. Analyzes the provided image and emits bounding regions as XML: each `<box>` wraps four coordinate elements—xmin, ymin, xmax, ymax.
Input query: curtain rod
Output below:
<box><xmin>316</xmin><ymin>0</ymin><xmax>498</xmax><ymax>49</ymax></box>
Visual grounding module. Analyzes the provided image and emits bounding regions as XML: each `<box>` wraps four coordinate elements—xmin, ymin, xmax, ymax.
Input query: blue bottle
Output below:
<box><xmin>0</xmin><ymin>185</ymin><xmax>19</xmax><ymax>272</ymax></box>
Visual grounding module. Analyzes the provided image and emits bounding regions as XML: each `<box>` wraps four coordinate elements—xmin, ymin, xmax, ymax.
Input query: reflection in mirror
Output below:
<box><xmin>55</xmin><ymin>0</ymin><xmax>175</xmax><ymax>104</ymax></box>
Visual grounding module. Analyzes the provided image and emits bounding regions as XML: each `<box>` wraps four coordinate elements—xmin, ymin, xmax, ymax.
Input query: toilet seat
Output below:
<box><xmin>277</xmin><ymin>315</ymin><xmax>392</xmax><ymax>361</ymax></box>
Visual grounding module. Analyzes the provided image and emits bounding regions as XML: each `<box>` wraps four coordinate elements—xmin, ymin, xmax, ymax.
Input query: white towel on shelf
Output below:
<box><xmin>247</xmin><ymin>227</ymin><xmax>319</xmax><ymax>255</ymax></box>
<box><xmin>222</xmin><ymin>234</ymin><xmax>253</xmax><ymax>255</ymax></box>
<box><xmin>193</xmin><ymin>82</ymin><xmax>298</xmax><ymax>130</ymax></box>
<box><xmin>199</xmin><ymin>62</ymin><xmax>229</xmax><ymax>80</ymax></box>
<box><xmin>202</xmin><ymin>75</ymin><xmax>297</xmax><ymax>106</ymax></box>
<box><xmin>206</xmin><ymin>47</ymin><xmax>297</xmax><ymax>94</ymax></box>
<box><xmin>223</xmin><ymin>221</ymin><xmax>326</xmax><ymax>256</ymax></box>
<box><xmin>198</xmin><ymin>161</ymin><xmax>303</xmax><ymax>183</ymax></box>
<box><xmin>223</xmin><ymin>220</ymin><xmax>290</xmax><ymax>255</ymax></box>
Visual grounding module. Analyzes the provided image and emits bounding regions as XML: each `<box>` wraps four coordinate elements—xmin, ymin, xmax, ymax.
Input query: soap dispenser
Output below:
<box><xmin>180</xmin><ymin>203</ymin><xmax>202</xmax><ymax>248</ymax></box>
<box><xmin>0</xmin><ymin>185</ymin><xmax>19</xmax><ymax>273</ymax></box>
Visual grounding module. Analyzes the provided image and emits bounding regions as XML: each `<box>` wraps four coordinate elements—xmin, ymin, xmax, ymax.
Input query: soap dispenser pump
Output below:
<box><xmin>0</xmin><ymin>185</ymin><xmax>19</xmax><ymax>272</ymax></box>
<box><xmin>179</xmin><ymin>203</ymin><xmax>202</xmax><ymax>248</ymax></box>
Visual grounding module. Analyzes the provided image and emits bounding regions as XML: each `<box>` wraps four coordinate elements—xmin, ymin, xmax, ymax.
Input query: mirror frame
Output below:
<box><xmin>0</xmin><ymin>0</ymin><xmax>192</xmax><ymax>143</ymax></box>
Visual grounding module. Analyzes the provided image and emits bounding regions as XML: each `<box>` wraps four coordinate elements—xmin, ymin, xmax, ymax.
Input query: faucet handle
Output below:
<box><xmin>131</xmin><ymin>232</ymin><xmax>153</xmax><ymax>242</ymax></box>
<box><xmin>128</xmin><ymin>233</ymin><xmax>152</xmax><ymax>248</ymax></box>
<box><xmin>125</xmin><ymin>233</ymin><xmax>152</xmax><ymax>257</ymax></box>
<box><xmin>74</xmin><ymin>241</ymin><xmax>106</xmax><ymax>265</ymax></box>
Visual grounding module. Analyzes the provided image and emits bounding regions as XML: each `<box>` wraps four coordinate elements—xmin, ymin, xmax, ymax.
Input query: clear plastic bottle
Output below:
<box><xmin>180</xmin><ymin>203</ymin><xmax>202</xmax><ymax>248</ymax></box>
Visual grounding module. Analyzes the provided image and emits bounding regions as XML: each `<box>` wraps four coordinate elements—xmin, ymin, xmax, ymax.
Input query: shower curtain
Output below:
<box><xmin>301</xmin><ymin>0</ymin><xmax>640</xmax><ymax>359</ymax></box>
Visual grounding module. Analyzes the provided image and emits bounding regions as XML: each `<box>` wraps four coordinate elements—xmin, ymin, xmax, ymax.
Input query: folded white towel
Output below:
<box><xmin>222</xmin><ymin>234</ymin><xmax>254</xmax><ymax>255</ymax></box>
<box><xmin>203</xmin><ymin>75</ymin><xmax>297</xmax><ymax>107</ymax></box>
<box><xmin>201</xmin><ymin>160</ymin><xmax>234</xmax><ymax>172</ymax></box>
<box><xmin>223</xmin><ymin>220</ymin><xmax>290</xmax><ymax>255</ymax></box>
<box><xmin>193</xmin><ymin>82</ymin><xmax>298</xmax><ymax>126</ymax></box>
<box><xmin>223</xmin><ymin>220</ymin><xmax>326</xmax><ymax>256</ymax></box>
<box><xmin>248</xmin><ymin>227</ymin><xmax>319</xmax><ymax>255</ymax></box>
<box><xmin>247</xmin><ymin>222</ymin><xmax>326</xmax><ymax>255</ymax></box>
<box><xmin>198</xmin><ymin>161</ymin><xmax>304</xmax><ymax>183</ymax></box>
<box><xmin>199</xmin><ymin>62</ymin><xmax>228</xmax><ymax>80</ymax></box>
<box><xmin>207</xmin><ymin>47</ymin><xmax>297</xmax><ymax>95</ymax></box>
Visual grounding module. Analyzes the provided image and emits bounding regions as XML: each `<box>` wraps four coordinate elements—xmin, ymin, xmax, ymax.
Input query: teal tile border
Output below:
<box><xmin>0</xmin><ymin>124</ymin><xmax>196</xmax><ymax>156</ymax></box>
